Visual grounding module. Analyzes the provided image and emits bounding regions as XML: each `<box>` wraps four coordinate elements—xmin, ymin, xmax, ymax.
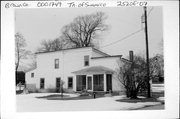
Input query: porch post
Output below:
<box><xmin>92</xmin><ymin>75</ymin><xmax>94</xmax><ymax>91</ymax></box>
<box><xmin>86</xmin><ymin>75</ymin><xmax>88</xmax><ymax>90</ymax></box>
<box><xmin>104</xmin><ymin>74</ymin><xmax>107</xmax><ymax>92</ymax></box>
<box><xmin>74</xmin><ymin>76</ymin><xmax>77</xmax><ymax>92</ymax></box>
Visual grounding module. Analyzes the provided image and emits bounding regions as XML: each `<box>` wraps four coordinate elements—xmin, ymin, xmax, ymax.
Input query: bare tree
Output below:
<box><xmin>150</xmin><ymin>54</ymin><xmax>164</xmax><ymax>82</ymax></box>
<box><xmin>116</xmin><ymin>61</ymin><xmax>132</xmax><ymax>97</ymax></box>
<box><xmin>37</xmin><ymin>39</ymin><xmax>53</xmax><ymax>52</ymax></box>
<box><xmin>15</xmin><ymin>32</ymin><xmax>30</xmax><ymax>71</ymax></box>
<box><xmin>27</xmin><ymin>53</ymin><xmax>37</xmax><ymax>70</ymax></box>
<box><xmin>61</xmin><ymin>12</ymin><xmax>108</xmax><ymax>48</ymax></box>
<box><xmin>37</xmin><ymin>38</ymin><xmax>64</xmax><ymax>52</ymax></box>
<box><xmin>116</xmin><ymin>56</ymin><xmax>148</xmax><ymax>98</ymax></box>
<box><xmin>116</xmin><ymin>54</ymin><xmax>164</xmax><ymax>98</ymax></box>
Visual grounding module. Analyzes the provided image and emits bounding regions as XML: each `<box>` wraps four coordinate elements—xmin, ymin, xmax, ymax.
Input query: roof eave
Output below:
<box><xmin>91</xmin><ymin>55</ymin><xmax>122</xmax><ymax>59</ymax></box>
<box><xmin>35</xmin><ymin>46</ymin><xmax>92</xmax><ymax>55</ymax></box>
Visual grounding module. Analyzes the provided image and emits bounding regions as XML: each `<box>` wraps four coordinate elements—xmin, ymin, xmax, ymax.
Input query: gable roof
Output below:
<box><xmin>72</xmin><ymin>66</ymin><xmax>114</xmax><ymax>75</ymax></box>
<box><xmin>25</xmin><ymin>67</ymin><xmax>36</xmax><ymax>73</ymax></box>
<box><xmin>92</xmin><ymin>48</ymin><xmax>110</xmax><ymax>56</ymax></box>
<box><xmin>35</xmin><ymin>46</ymin><xmax>92</xmax><ymax>54</ymax></box>
<box><xmin>35</xmin><ymin>46</ymin><xmax>111</xmax><ymax>57</ymax></box>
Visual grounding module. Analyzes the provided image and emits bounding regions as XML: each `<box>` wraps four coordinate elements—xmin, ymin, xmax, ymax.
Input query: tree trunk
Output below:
<box><xmin>126</xmin><ymin>88</ymin><xmax>131</xmax><ymax>98</ymax></box>
<box><xmin>16</xmin><ymin>59</ymin><xmax>19</xmax><ymax>71</ymax></box>
<box><xmin>130</xmin><ymin>90</ymin><xmax>138</xmax><ymax>99</ymax></box>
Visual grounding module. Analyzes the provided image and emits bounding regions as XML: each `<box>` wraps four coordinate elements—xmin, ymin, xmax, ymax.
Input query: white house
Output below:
<box><xmin>26</xmin><ymin>47</ymin><xmax>128</xmax><ymax>93</ymax></box>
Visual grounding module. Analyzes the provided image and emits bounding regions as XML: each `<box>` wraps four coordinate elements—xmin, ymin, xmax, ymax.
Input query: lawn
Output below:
<box><xmin>16</xmin><ymin>93</ymin><xmax>161</xmax><ymax>112</ymax></box>
<box><xmin>16</xmin><ymin>83</ymin><xmax>164</xmax><ymax>111</ymax></box>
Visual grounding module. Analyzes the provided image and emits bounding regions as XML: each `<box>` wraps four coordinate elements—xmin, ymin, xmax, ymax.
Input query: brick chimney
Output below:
<box><xmin>129</xmin><ymin>51</ymin><xmax>133</xmax><ymax>62</ymax></box>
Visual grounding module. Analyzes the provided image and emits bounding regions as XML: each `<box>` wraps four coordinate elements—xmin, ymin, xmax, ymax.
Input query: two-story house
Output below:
<box><xmin>25</xmin><ymin>46</ymin><xmax>127</xmax><ymax>93</ymax></box>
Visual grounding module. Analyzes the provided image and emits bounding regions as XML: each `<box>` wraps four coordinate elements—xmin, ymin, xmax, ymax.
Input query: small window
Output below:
<box><xmin>40</xmin><ymin>78</ymin><xmax>45</xmax><ymax>89</ymax></box>
<box><xmin>68</xmin><ymin>77</ymin><xmax>73</xmax><ymax>89</ymax></box>
<box><xmin>56</xmin><ymin>77</ymin><xmax>61</xmax><ymax>89</ymax></box>
<box><xmin>31</xmin><ymin>73</ymin><xmax>34</xmax><ymax>78</ymax></box>
<box><xmin>84</xmin><ymin>55</ymin><xmax>89</xmax><ymax>66</ymax></box>
<box><xmin>55</xmin><ymin>59</ymin><xmax>59</xmax><ymax>69</ymax></box>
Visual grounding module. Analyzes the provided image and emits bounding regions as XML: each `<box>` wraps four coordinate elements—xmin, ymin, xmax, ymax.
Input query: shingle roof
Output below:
<box><xmin>72</xmin><ymin>66</ymin><xmax>114</xmax><ymax>75</ymax></box>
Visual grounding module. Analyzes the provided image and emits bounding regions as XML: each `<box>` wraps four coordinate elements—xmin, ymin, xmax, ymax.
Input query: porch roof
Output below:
<box><xmin>72</xmin><ymin>66</ymin><xmax>114</xmax><ymax>75</ymax></box>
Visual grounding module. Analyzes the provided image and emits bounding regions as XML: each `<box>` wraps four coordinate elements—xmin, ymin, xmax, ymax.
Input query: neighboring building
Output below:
<box><xmin>26</xmin><ymin>47</ymin><xmax>128</xmax><ymax>93</ymax></box>
<box><xmin>16</xmin><ymin>71</ymin><xmax>25</xmax><ymax>85</ymax></box>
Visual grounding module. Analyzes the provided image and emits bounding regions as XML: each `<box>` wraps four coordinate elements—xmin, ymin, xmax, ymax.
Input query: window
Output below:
<box><xmin>55</xmin><ymin>59</ymin><xmax>59</xmax><ymax>69</ymax></box>
<box><xmin>40</xmin><ymin>78</ymin><xmax>45</xmax><ymax>89</ymax></box>
<box><xmin>76</xmin><ymin>75</ymin><xmax>86</xmax><ymax>91</ymax></box>
<box><xmin>84</xmin><ymin>55</ymin><xmax>89</xmax><ymax>66</ymax></box>
<box><xmin>31</xmin><ymin>73</ymin><xmax>34</xmax><ymax>78</ymax></box>
<box><xmin>68</xmin><ymin>77</ymin><xmax>73</xmax><ymax>89</ymax></box>
<box><xmin>93</xmin><ymin>74</ymin><xmax>104</xmax><ymax>91</ymax></box>
<box><xmin>56</xmin><ymin>78</ymin><xmax>61</xmax><ymax>92</ymax></box>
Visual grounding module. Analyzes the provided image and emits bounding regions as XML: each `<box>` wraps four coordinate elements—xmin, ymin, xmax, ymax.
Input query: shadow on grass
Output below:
<box><xmin>116</xmin><ymin>91</ymin><xmax>164</xmax><ymax>103</ymax></box>
<box><xmin>138</xmin><ymin>91</ymin><xmax>164</xmax><ymax>98</ymax></box>
<box><xmin>116</xmin><ymin>97</ymin><xmax>160</xmax><ymax>103</ymax></box>
<box><xmin>35</xmin><ymin>94</ymin><xmax>105</xmax><ymax>100</ymax></box>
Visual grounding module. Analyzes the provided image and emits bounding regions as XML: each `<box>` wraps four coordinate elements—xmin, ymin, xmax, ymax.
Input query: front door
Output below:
<box><xmin>87</xmin><ymin>76</ymin><xmax>92</xmax><ymax>90</ymax></box>
<box><xmin>106</xmin><ymin>74</ymin><xmax>112</xmax><ymax>91</ymax></box>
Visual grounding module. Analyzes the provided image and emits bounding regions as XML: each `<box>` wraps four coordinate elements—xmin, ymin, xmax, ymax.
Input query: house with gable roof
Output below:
<box><xmin>25</xmin><ymin>46</ymin><xmax>129</xmax><ymax>93</ymax></box>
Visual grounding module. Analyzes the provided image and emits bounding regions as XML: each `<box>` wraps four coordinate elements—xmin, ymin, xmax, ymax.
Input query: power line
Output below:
<box><xmin>100</xmin><ymin>7</ymin><xmax>153</xmax><ymax>49</ymax></box>
<box><xmin>100</xmin><ymin>28</ymin><xmax>144</xmax><ymax>49</ymax></box>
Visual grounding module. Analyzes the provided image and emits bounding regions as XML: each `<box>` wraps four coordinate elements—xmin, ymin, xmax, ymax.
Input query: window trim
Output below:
<box><xmin>68</xmin><ymin>77</ymin><xmax>73</xmax><ymax>89</ymax></box>
<box><xmin>84</xmin><ymin>55</ymin><xmax>89</xmax><ymax>66</ymax></box>
<box><xmin>54</xmin><ymin>59</ymin><xmax>59</xmax><ymax>69</ymax></box>
<box><xmin>31</xmin><ymin>73</ymin><xmax>34</xmax><ymax>78</ymax></box>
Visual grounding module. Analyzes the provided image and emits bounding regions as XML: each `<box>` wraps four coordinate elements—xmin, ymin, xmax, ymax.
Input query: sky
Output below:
<box><xmin>15</xmin><ymin>7</ymin><xmax>163</xmax><ymax>60</ymax></box>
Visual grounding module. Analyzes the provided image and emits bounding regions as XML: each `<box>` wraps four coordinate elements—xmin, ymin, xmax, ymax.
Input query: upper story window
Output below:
<box><xmin>84</xmin><ymin>55</ymin><xmax>89</xmax><ymax>66</ymax></box>
<box><xmin>55</xmin><ymin>59</ymin><xmax>59</xmax><ymax>69</ymax></box>
<box><xmin>31</xmin><ymin>73</ymin><xmax>34</xmax><ymax>78</ymax></box>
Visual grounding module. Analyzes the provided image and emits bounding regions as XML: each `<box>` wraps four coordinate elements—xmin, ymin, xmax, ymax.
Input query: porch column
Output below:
<box><xmin>74</xmin><ymin>76</ymin><xmax>77</xmax><ymax>91</ymax></box>
<box><xmin>92</xmin><ymin>75</ymin><xmax>94</xmax><ymax>91</ymax></box>
<box><xmin>104</xmin><ymin>74</ymin><xmax>107</xmax><ymax>92</ymax></box>
<box><xmin>86</xmin><ymin>76</ymin><xmax>88</xmax><ymax>90</ymax></box>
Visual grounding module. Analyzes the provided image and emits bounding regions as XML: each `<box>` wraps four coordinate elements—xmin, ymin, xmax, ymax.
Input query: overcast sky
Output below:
<box><xmin>15</xmin><ymin>7</ymin><xmax>163</xmax><ymax>59</ymax></box>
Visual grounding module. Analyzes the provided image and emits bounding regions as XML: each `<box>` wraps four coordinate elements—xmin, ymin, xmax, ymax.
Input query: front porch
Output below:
<box><xmin>72</xmin><ymin>66</ymin><xmax>114</xmax><ymax>92</ymax></box>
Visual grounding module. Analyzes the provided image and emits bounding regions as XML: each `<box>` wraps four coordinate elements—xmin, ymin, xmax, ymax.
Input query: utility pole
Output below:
<box><xmin>144</xmin><ymin>6</ymin><xmax>151</xmax><ymax>98</ymax></box>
